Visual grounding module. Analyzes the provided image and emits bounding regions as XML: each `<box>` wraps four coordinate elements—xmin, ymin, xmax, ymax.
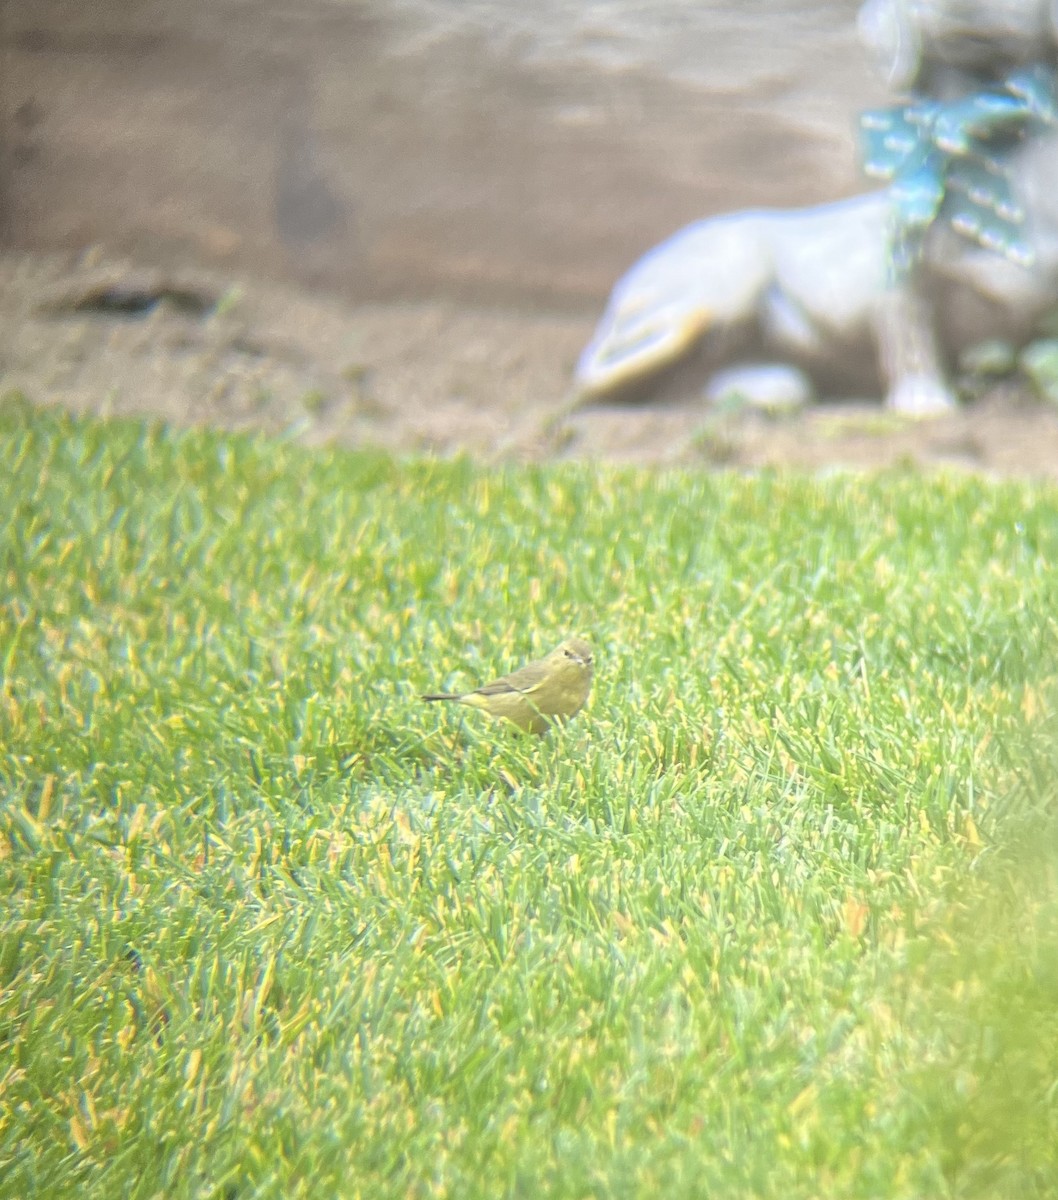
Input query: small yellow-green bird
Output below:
<box><xmin>422</xmin><ymin>636</ymin><xmax>594</xmax><ymax>734</ymax></box>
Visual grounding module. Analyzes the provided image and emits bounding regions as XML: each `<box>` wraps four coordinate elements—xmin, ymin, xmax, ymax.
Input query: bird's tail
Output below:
<box><xmin>421</xmin><ymin>693</ymin><xmax>461</xmax><ymax>702</ymax></box>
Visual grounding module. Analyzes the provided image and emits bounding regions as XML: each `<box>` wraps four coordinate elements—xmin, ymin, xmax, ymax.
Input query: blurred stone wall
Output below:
<box><xmin>2</xmin><ymin>0</ymin><xmax>886</xmax><ymax>306</ymax></box>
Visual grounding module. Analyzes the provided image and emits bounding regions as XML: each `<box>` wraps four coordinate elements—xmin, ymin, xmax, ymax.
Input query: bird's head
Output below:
<box><xmin>555</xmin><ymin>637</ymin><xmax>594</xmax><ymax>674</ymax></box>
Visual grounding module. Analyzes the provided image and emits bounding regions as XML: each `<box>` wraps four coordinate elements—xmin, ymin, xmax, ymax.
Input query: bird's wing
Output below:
<box><xmin>474</xmin><ymin>662</ymin><xmax>548</xmax><ymax>697</ymax></box>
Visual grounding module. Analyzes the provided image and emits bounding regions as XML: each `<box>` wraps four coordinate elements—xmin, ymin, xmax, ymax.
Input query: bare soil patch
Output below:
<box><xmin>5</xmin><ymin>248</ymin><xmax>1058</xmax><ymax>477</ymax></box>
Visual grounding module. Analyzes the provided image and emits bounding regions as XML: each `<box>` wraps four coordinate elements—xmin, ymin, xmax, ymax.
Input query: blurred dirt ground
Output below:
<box><xmin>5</xmin><ymin>247</ymin><xmax>1058</xmax><ymax>476</ymax></box>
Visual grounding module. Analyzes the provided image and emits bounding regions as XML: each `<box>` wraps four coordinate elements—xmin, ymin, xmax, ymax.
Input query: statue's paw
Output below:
<box><xmin>885</xmin><ymin>374</ymin><xmax>958</xmax><ymax>417</ymax></box>
<box><xmin>705</xmin><ymin>363</ymin><xmax>813</xmax><ymax>414</ymax></box>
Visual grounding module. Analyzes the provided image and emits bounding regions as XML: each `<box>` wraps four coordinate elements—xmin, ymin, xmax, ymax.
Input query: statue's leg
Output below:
<box><xmin>871</xmin><ymin>276</ymin><xmax>958</xmax><ymax>414</ymax></box>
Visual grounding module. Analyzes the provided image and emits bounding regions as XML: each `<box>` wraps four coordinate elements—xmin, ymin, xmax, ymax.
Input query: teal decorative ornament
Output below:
<box><xmin>860</xmin><ymin>65</ymin><xmax>1058</xmax><ymax>270</ymax></box>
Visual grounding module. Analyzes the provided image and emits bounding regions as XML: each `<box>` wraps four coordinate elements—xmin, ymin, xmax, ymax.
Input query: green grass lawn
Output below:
<box><xmin>2</xmin><ymin>393</ymin><xmax>1057</xmax><ymax>1199</ymax></box>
